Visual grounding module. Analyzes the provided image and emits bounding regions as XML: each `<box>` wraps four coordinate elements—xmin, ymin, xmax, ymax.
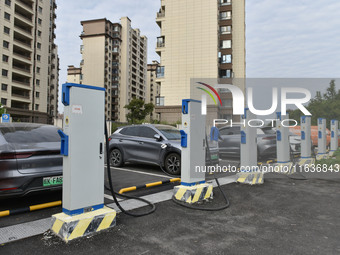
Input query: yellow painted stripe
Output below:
<box><xmin>252</xmin><ymin>173</ymin><xmax>258</xmax><ymax>185</ymax></box>
<box><xmin>191</xmin><ymin>186</ymin><xmax>203</xmax><ymax>203</ymax></box>
<box><xmin>67</xmin><ymin>217</ymin><xmax>92</xmax><ymax>241</ymax></box>
<box><xmin>170</xmin><ymin>178</ymin><xmax>181</xmax><ymax>183</ymax></box>
<box><xmin>186</xmin><ymin>196</ymin><xmax>192</xmax><ymax>203</ymax></box>
<box><xmin>52</xmin><ymin>218</ymin><xmax>64</xmax><ymax>234</ymax></box>
<box><xmin>175</xmin><ymin>187</ymin><xmax>187</xmax><ymax>200</ymax></box>
<box><xmin>0</xmin><ymin>210</ymin><xmax>10</xmax><ymax>217</ymax></box>
<box><xmin>204</xmin><ymin>185</ymin><xmax>213</xmax><ymax>199</ymax></box>
<box><xmin>258</xmin><ymin>173</ymin><xmax>263</xmax><ymax>184</ymax></box>
<box><xmin>119</xmin><ymin>186</ymin><xmax>137</xmax><ymax>194</ymax></box>
<box><xmin>237</xmin><ymin>173</ymin><xmax>248</xmax><ymax>183</ymax></box>
<box><xmin>267</xmin><ymin>160</ymin><xmax>273</xmax><ymax>164</ymax></box>
<box><xmin>146</xmin><ymin>181</ymin><xmax>163</xmax><ymax>188</ymax></box>
<box><xmin>97</xmin><ymin>212</ymin><xmax>116</xmax><ymax>232</ymax></box>
<box><xmin>30</xmin><ymin>201</ymin><xmax>62</xmax><ymax>211</ymax></box>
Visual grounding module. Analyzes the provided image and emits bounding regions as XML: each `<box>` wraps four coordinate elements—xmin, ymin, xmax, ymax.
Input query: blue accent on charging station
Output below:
<box><xmin>181</xmin><ymin>181</ymin><xmax>205</xmax><ymax>187</ymax></box>
<box><xmin>301</xmin><ymin>116</ymin><xmax>306</xmax><ymax>123</ymax></box>
<box><xmin>180</xmin><ymin>130</ymin><xmax>187</xmax><ymax>148</ymax></box>
<box><xmin>277</xmin><ymin>130</ymin><xmax>282</xmax><ymax>141</ymax></box>
<box><xmin>276</xmin><ymin>112</ymin><xmax>282</xmax><ymax>121</ymax></box>
<box><xmin>182</xmin><ymin>99</ymin><xmax>201</xmax><ymax>114</ymax></box>
<box><xmin>318</xmin><ymin>118</ymin><xmax>323</xmax><ymax>124</ymax></box>
<box><xmin>58</xmin><ymin>130</ymin><xmax>69</xmax><ymax>156</ymax></box>
<box><xmin>242</xmin><ymin>108</ymin><xmax>249</xmax><ymax>120</ymax></box>
<box><xmin>331</xmin><ymin>131</ymin><xmax>334</xmax><ymax>138</ymax></box>
<box><xmin>241</xmin><ymin>131</ymin><xmax>246</xmax><ymax>144</ymax></box>
<box><xmin>301</xmin><ymin>131</ymin><xmax>305</xmax><ymax>140</ymax></box>
<box><xmin>62</xmin><ymin>204</ymin><xmax>104</xmax><ymax>216</ymax></box>
<box><xmin>318</xmin><ymin>131</ymin><xmax>322</xmax><ymax>139</ymax></box>
<box><xmin>62</xmin><ymin>83</ymin><xmax>106</xmax><ymax>106</ymax></box>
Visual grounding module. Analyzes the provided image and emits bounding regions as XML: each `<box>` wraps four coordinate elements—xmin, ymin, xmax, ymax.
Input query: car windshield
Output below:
<box><xmin>0</xmin><ymin>124</ymin><xmax>60</xmax><ymax>143</ymax></box>
<box><xmin>261</xmin><ymin>127</ymin><xmax>276</xmax><ymax>134</ymax></box>
<box><xmin>156</xmin><ymin>126</ymin><xmax>181</xmax><ymax>140</ymax></box>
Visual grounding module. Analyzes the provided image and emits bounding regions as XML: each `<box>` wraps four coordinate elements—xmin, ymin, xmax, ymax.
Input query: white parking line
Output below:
<box><xmin>109</xmin><ymin>166</ymin><xmax>172</xmax><ymax>179</ymax></box>
<box><xmin>104</xmin><ymin>194</ymin><xmax>123</xmax><ymax>201</ymax></box>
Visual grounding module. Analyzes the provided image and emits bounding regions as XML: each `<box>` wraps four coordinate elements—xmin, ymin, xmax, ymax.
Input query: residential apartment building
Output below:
<box><xmin>155</xmin><ymin>0</ymin><xmax>245</xmax><ymax>123</ymax></box>
<box><xmin>146</xmin><ymin>60</ymin><xmax>160</xmax><ymax>120</ymax></box>
<box><xmin>0</xmin><ymin>0</ymin><xmax>59</xmax><ymax>123</ymax></box>
<box><xmin>67</xmin><ymin>65</ymin><xmax>82</xmax><ymax>84</ymax></box>
<box><xmin>69</xmin><ymin>17</ymin><xmax>147</xmax><ymax>122</ymax></box>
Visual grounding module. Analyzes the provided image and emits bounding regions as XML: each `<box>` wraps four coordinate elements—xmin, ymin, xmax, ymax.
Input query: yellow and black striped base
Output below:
<box><xmin>51</xmin><ymin>206</ymin><xmax>116</xmax><ymax>243</ymax></box>
<box><xmin>173</xmin><ymin>183</ymin><xmax>213</xmax><ymax>204</ymax></box>
<box><xmin>316</xmin><ymin>154</ymin><xmax>328</xmax><ymax>161</ymax></box>
<box><xmin>236</xmin><ymin>172</ymin><xmax>264</xmax><ymax>185</ymax></box>
<box><xmin>274</xmin><ymin>162</ymin><xmax>294</xmax><ymax>175</ymax></box>
<box><xmin>297</xmin><ymin>158</ymin><xmax>315</xmax><ymax>167</ymax></box>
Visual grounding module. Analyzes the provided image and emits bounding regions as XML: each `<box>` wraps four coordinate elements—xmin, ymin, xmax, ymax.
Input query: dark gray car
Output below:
<box><xmin>0</xmin><ymin>123</ymin><xmax>62</xmax><ymax>198</ymax></box>
<box><xmin>108</xmin><ymin>124</ymin><xmax>182</xmax><ymax>175</ymax></box>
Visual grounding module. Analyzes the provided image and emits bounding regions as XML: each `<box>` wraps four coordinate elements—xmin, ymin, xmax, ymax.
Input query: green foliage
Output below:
<box><xmin>317</xmin><ymin>149</ymin><xmax>340</xmax><ymax>167</ymax></box>
<box><xmin>288</xmin><ymin>80</ymin><xmax>340</xmax><ymax>128</ymax></box>
<box><xmin>0</xmin><ymin>104</ymin><xmax>5</xmax><ymax>115</ymax></box>
<box><xmin>124</xmin><ymin>99</ymin><xmax>154</xmax><ymax>124</ymax></box>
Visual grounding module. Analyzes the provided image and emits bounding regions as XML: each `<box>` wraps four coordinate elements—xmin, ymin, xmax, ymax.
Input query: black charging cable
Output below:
<box><xmin>104</xmin><ymin>120</ymin><xmax>156</xmax><ymax>217</ymax></box>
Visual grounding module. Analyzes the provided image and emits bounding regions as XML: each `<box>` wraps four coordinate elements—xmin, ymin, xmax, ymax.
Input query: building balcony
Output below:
<box><xmin>16</xmin><ymin>0</ymin><xmax>34</xmax><ymax>12</ymax></box>
<box><xmin>12</xmin><ymin>52</ymin><xmax>32</xmax><ymax>64</ymax></box>
<box><xmin>156</xmin><ymin>11</ymin><xmax>165</xmax><ymax>28</ymax></box>
<box><xmin>12</xmin><ymin>65</ymin><xmax>31</xmax><ymax>75</ymax></box>
<box><xmin>13</xmin><ymin>38</ymin><xmax>31</xmax><ymax>50</ymax></box>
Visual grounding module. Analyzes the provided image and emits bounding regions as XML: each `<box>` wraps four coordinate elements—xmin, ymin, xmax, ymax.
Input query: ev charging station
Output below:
<box><xmin>298</xmin><ymin>116</ymin><xmax>315</xmax><ymax>167</ymax></box>
<box><xmin>51</xmin><ymin>83</ymin><xmax>116</xmax><ymax>242</ymax></box>
<box><xmin>173</xmin><ymin>99</ymin><xmax>213</xmax><ymax>203</ymax></box>
<box><xmin>316</xmin><ymin>118</ymin><xmax>328</xmax><ymax>160</ymax></box>
<box><xmin>275</xmin><ymin>112</ymin><xmax>293</xmax><ymax>173</ymax></box>
<box><xmin>329</xmin><ymin>119</ymin><xmax>339</xmax><ymax>157</ymax></box>
<box><xmin>237</xmin><ymin>108</ymin><xmax>263</xmax><ymax>185</ymax></box>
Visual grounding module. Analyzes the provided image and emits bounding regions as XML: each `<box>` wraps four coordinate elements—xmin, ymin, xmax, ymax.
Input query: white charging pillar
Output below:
<box><xmin>316</xmin><ymin>118</ymin><xmax>327</xmax><ymax>160</ymax></box>
<box><xmin>240</xmin><ymin>108</ymin><xmax>257</xmax><ymax>170</ymax></box>
<box><xmin>276</xmin><ymin>112</ymin><xmax>293</xmax><ymax>173</ymax></box>
<box><xmin>298</xmin><ymin>116</ymin><xmax>315</xmax><ymax>167</ymax></box>
<box><xmin>173</xmin><ymin>99</ymin><xmax>213</xmax><ymax>203</ymax></box>
<box><xmin>329</xmin><ymin>119</ymin><xmax>339</xmax><ymax>156</ymax></box>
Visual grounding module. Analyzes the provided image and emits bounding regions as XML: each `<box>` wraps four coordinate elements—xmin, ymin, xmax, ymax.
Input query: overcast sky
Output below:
<box><xmin>55</xmin><ymin>0</ymin><xmax>340</xmax><ymax>111</ymax></box>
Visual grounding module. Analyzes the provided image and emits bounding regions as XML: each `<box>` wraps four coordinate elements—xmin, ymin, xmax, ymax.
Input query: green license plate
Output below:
<box><xmin>43</xmin><ymin>176</ymin><xmax>63</xmax><ymax>187</ymax></box>
<box><xmin>211</xmin><ymin>154</ymin><xmax>218</xmax><ymax>160</ymax></box>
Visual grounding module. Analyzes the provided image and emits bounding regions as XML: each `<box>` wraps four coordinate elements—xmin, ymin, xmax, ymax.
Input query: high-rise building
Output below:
<box><xmin>146</xmin><ymin>60</ymin><xmax>160</xmax><ymax>120</ymax></box>
<box><xmin>0</xmin><ymin>0</ymin><xmax>59</xmax><ymax>123</ymax></box>
<box><xmin>69</xmin><ymin>17</ymin><xmax>147</xmax><ymax>122</ymax></box>
<box><xmin>155</xmin><ymin>0</ymin><xmax>245</xmax><ymax>123</ymax></box>
<box><xmin>67</xmin><ymin>65</ymin><xmax>82</xmax><ymax>84</ymax></box>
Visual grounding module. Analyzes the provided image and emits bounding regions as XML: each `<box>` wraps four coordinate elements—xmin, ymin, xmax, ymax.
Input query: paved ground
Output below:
<box><xmin>1</xmin><ymin>176</ymin><xmax>339</xmax><ymax>254</ymax></box>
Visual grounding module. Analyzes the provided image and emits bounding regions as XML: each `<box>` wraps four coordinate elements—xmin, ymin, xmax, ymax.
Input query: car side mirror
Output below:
<box><xmin>154</xmin><ymin>134</ymin><xmax>162</xmax><ymax>141</ymax></box>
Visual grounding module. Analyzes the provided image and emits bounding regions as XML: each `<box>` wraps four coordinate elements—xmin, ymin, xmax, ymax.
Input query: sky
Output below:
<box><xmin>55</xmin><ymin>0</ymin><xmax>340</xmax><ymax>112</ymax></box>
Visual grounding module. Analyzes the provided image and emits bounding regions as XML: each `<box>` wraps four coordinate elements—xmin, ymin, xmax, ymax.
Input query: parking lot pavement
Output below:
<box><xmin>1</xmin><ymin>176</ymin><xmax>339</xmax><ymax>254</ymax></box>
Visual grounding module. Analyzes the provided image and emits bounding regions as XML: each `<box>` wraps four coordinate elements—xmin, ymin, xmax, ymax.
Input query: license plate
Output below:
<box><xmin>43</xmin><ymin>176</ymin><xmax>63</xmax><ymax>187</ymax></box>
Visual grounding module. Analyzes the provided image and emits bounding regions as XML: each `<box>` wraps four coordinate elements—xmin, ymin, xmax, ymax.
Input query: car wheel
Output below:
<box><xmin>164</xmin><ymin>153</ymin><xmax>181</xmax><ymax>175</ymax></box>
<box><xmin>110</xmin><ymin>148</ymin><xmax>124</xmax><ymax>167</ymax></box>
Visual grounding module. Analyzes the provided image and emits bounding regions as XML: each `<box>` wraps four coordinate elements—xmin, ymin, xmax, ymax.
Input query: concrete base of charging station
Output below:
<box><xmin>328</xmin><ymin>151</ymin><xmax>336</xmax><ymax>157</ymax></box>
<box><xmin>51</xmin><ymin>206</ymin><xmax>116</xmax><ymax>243</ymax></box>
<box><xmin>316</xmin><ymin>154</ymin><xmax>328</xmax><ymax>161</ymax></box>
<box><xmin>298</xmin><ymin>157</ymin><xmax>316</xmax><ymax>167</ymax></box>
<box><xmin>173</xmin><ymin>183</ymin><xmax>213</xmax><ymax>204</ymax></box>
<box><xmin>274</xmin><ymin>162</ymin><xmax>294</xmax><ymax>175</ymax></box>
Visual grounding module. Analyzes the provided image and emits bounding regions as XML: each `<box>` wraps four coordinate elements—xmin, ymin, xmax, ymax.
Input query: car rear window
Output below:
<box><xmin>156</xmin><ymin>126</ymin><xmax>181</xmax><ymax>140</ymax></box>
<box><xmin>120</xmin><ymin>126</ymin><xmax>139</xmax><ymax>136</ymax></box>
<box><xmin>0</xmin><ymin>125</ymin><xmax>60</xmax><ymax>143</ymax></box>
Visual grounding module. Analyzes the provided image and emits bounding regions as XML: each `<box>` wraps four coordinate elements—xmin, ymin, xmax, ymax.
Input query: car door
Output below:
<box><xmin>134</xmin><ymin>126</ymin><xmax>163</xmax><ymax>164</ymax></box>
<box><xmin>118</xmin><ymin>126</ymin><xmax>142</xmax><ymax>162</ymax></box>
<box><xmin>219</xmin><ymin>126</ymin><xmax>241</xmax><ymax>156</ymax></box>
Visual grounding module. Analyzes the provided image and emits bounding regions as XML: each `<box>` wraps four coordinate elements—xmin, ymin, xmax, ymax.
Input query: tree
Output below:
<box><xmin>0</xmin><ymin>103</ymin><xmax>5</xmax><ymax>115</ymax></box>
<box><xmin>124</xmin><ymin>99</ymin><xmax>154</xmax><ymax>124</ymax></box>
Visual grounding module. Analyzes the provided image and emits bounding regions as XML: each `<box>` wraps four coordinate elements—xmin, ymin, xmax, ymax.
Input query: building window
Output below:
<box><xmin>220</xmin><ymin>40</ymin><xmax>231</xmax><ymax>49</ymax></box>
<box><xmin>221</xmin><ymin>54</ymin><xmax>232</xmax><ymax>64</ymax></box>
<box><xmin>220</xmin><ymin>26</ymin><xmax>231</xmax><ymax>34</ymax></box>
<box><xmin>156</xmin><ymin>66</ymin><xmax>164</xmax><ymax>78</ymax></box>
<box><xmin>35</xmin><ymin>104</ymin><xmax>39</xmax><ymax>111</ymax></box>
<box><xmin>1</xmin><ymin>84</ymin><xmax>8</xmax><ymax>91</ymax></box>
<box><xmin>5</xmin><ymin>0</ymin><xmax>11</xmax><ymax>6</ymax></box>
<box><xmin>38</xmin><ymin>30</ymin><xmax>41</xmax><ymax>37</ymax></box>
<box><xmin>156</xmin><ymin>96</ymin><xmax>164</xmax><ymax>106</ymax></box>
<box><xmin>219</xmin><ymin>0</ymin><xmax>231</xmax><ymax>5</ymax></box>
<box><xmin>36</xmin><ymin>79</ymin><xmax>40</xmax><ymax>86</ymax></box>
<box><xmin>2</xmin><ymin>55</ymin><xmax>9</xmax><ymax>63</ymax></box>
<box><xmin>2</xmin><ymin>69</ymin><xmax>8</xmax><ymax>77</ymax></box>
<box><xmin>1</xmin><ymin>98</ymin><xmax>7</xmax><ymax>106</ymax></box>
<box><xmin>37</xmin><ymin>55</ymin><xmax>41</xmax><ymax>61</ymax></box>
<box><xmin>37</xmin><ymin>42</ymin><xmax>41</xmax><ymax>49</ymax></box>
<box><xmin>38</xmin><ymin>6</ymin><xmax>42</xmax><ymax>13</ymax></box>
<box><xmin>36</xmin><ymin>92</ymin><xmax>40</xmax><ymax>98</ymax></box>
<box><xmin>219</xmin><ymin>69</ymin><xmax>232</xmax><ymax>78</ymax></box>
<box><xmin>3</xmin><ymin>41</ymin><xmax>9</xmax><ymax>48</ymax></box>
<box><xmin>157</xmin><ymin>36</ymin><xmax>165</xmax><ymax>47</ymax></box>
<box><xmin>220</xmin><ymin>11</ymin><xmax>231</xmax><ymax>20</ymax></box>
<box><xmin>38</xmin><ymin>18</ymin><xmax>42</xmax><ymax>25</ymax></box>
<box><xmin>4</xmin><ymin>12</ymin><xmax>11</xmax><ymax>21</ymax></box>
<box><xmin>37</xmin><ymin>67</ymin><xmax>40</xmax><ymax>73</ymax></box>
<box><xmin>221</xmin><ymin>99</ymin><xmax>232</xmax><ymax>107</ymax></box>
<box><xmin>4</xmin><ymin>26</ymin><xmax>10</xmax><ymax>35</ymax></box>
